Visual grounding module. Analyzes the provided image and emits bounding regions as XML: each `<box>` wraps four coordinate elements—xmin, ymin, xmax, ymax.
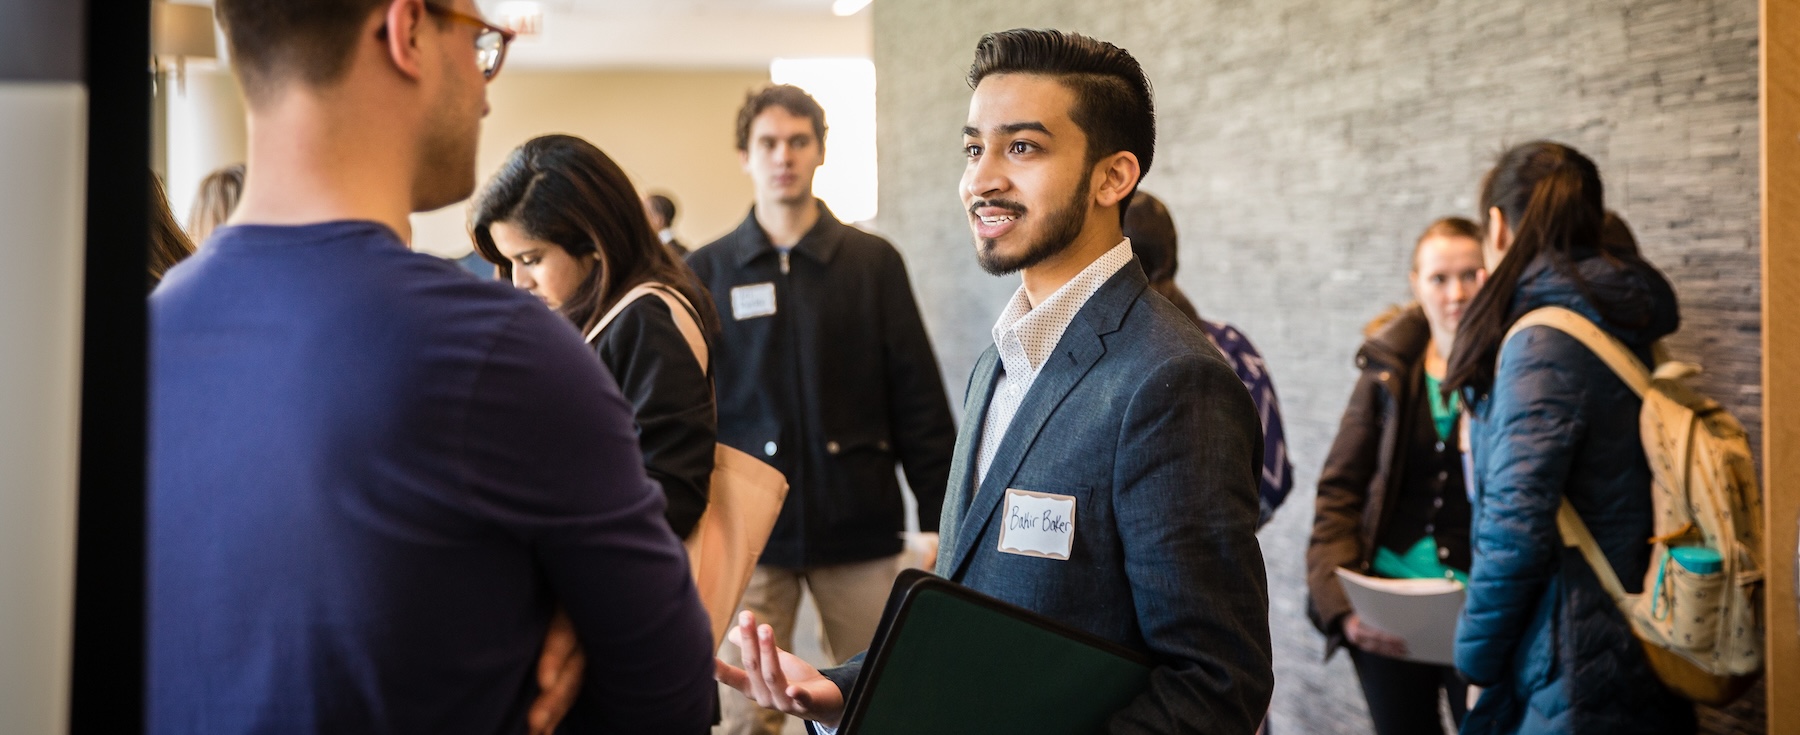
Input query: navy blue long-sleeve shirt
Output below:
<box><xmin>149</xmin><ymin>221</ymin><xmax>714</xmax><ymax>734</ymax></box>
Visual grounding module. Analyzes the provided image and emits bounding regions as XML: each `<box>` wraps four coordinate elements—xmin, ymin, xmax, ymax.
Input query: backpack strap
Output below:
<box><xmin>1505</xmin><ymin>306</ymin><xmax>1650</xmax><ymax>398</ymax></box>
<box><xmin>1503</xmin><ymin>307</ymin><xmax>1647</xmax><ymax>610</ymax></box>
<box><xmin>584</xmin><ymin>282</ymin><xmax>710</xmax><ymax>375</ymax></box>
<box><xmin>1557</xmin><ymin>498</ymin><xmax>1632</xmax><ymax>606</ymax></box>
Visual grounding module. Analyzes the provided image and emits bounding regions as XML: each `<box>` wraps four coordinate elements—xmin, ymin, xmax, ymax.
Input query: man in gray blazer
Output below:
<box><xmin>718</xmin><ymin>28</ymin><xmax>1273</xmax><ymax>734</ymax></box>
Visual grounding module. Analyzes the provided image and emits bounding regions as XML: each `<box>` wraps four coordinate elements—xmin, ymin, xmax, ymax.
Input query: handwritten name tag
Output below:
<box><xmin>731</xmin><ymin>282</ymin><xmax>777</xmax><ymax>320</ymax></box>
<box><xmin>997</xmin><ymin>488</ymin><xmax>1076</xmax><ymax>561</ymax></box>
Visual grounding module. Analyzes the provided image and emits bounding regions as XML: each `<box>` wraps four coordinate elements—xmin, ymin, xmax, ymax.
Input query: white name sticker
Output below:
<box><xmin>730</xmin><ymin>282</ymin><xmax>777</xmax><ymax>320</ymax></box>
<box><xmin>997</xmin><ymin>488</ymin><xmax>1076</xmax><ymax>561</ymax></box>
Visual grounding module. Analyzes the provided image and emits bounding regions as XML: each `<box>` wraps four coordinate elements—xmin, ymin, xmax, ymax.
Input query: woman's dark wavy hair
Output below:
<box><xmin>968</xmin><ymin>28</ymin><xmax>1154</xmax><ymax>223</ymax></box>
<box><xmin>471</xmin><ymin>134</ymin><xmax>720</xmax><ymax>339</ymax></box>
<box><xmin>1443</xmin><ymin>141</ymin><xmax>1647</xmax><ymax>396</ymax></box>
<box><xmin>1121</xmin><ymin>191</ymin><xmax>1202</xmax><ymax>325</ymax></box>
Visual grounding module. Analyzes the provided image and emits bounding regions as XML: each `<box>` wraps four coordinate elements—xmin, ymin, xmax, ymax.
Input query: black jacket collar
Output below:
<box><xmin>728</xmin><ymin>199</ymin><xmax>846</xmax><ymax>268</ymax></box>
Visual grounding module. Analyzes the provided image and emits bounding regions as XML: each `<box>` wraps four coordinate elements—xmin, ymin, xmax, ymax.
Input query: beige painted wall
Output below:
<box><xmin>412</xmin><ymin>68</ymin><xmax>771</xmax><ymax>259</ymax></box>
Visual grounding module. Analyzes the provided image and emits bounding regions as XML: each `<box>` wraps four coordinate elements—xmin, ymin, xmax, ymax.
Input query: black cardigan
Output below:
<box><xmin>592</xmin><ymin>295</ymin><xmax>715</xmax><ymax>538</ymax></box>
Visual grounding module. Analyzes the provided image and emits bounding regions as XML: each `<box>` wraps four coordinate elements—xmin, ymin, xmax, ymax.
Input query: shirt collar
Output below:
<box><xmin>731</xmin><ymin>199</ymin><xmax>844</xmax><ymax>267</ymax></box>
<box><xmin>990</xmin><ymin>239</ymin><xmax>1134</xmax><ymax>375</ymax></box>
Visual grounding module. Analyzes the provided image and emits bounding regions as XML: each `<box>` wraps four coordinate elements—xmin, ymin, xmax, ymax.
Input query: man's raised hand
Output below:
<box><xmin>715</xmin><ymin>611</ymin><xmax>847</xmax><ymax>728</ymax></box>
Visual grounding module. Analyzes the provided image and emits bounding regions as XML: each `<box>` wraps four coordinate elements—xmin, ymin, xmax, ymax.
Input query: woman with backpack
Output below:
<box><xmin>1305</xmin><ymin>216</ymin><xmax>1487</xmax><ymax>735</ymax></box>
<box><xmin>472</xmin><ymin>134</ymin><xmax>722</xmax><ymax>539</ymax></box>
<box><xmin>1446</xmin><ymin>140</ymin><xmax>1693</xmax><ymax>733</ymax></box>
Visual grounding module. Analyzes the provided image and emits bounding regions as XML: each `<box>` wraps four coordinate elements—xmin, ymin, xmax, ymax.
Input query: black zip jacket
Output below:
<box><xmin>686</xmin><ymin>202</ymin><xmax>955</xmax><ymax>568</ymax></box>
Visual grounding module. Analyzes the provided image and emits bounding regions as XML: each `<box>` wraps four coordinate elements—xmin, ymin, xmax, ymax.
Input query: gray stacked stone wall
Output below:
<box><xmin>870</xmin><ymin>0</ymin><xmax>1763</xmax><ymax>732</ymax></box>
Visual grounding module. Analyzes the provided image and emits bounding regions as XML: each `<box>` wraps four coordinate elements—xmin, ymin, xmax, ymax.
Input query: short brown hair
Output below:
<box><xmin>734</xmin><ymin>85</ymin><xmax>827</xmax><ymax>152</ymax></box>
<box><xmin>215</xmin><ymin>0</ymin><xmax>403</xmax><ymax>101</ymax></box>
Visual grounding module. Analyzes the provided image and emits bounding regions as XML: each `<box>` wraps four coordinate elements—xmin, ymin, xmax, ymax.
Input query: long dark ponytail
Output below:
<box><xmin>1444</xmin><ymin>141</ymin><xmax>1641</xmax><ymax>397</ymax></box>
<box><xmin>470</xmin><ymin>135</ymin><xmax>721</xmax><ymax>340</ymax></box>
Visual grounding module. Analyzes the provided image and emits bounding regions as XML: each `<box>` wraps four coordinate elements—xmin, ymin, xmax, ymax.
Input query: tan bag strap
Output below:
<box><xmin>1506</xmin><ymin>308</ymin><xmax>1643</xmax><ymax>611</ymax></box>
<box><xmin>583</xmin><ymin>283</ymin><xmax>709</xmax><ymax>376</ymax></box>
<box><xmin>1558</xmin><ymin>499</ymin><xmax>1632</xmax><ymax>606</ymax></box>
<box><xmin>1505</xmin><ymin>307</ymin><xmax>1650</xmax><ymax>398</ymax></box>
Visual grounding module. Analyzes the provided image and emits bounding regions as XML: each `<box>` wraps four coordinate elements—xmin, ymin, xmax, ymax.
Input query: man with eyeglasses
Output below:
<box><xmin>147</xmin><ymin>1</ymin><xmax>715</xmax><ymax>733</ymax></box>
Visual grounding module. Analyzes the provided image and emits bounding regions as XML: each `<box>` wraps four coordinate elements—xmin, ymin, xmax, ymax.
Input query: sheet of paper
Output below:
<box><xmin>1335</xmin><ymin>567</ymin><xmax>1465</xmax><ymax>666</ymax></box>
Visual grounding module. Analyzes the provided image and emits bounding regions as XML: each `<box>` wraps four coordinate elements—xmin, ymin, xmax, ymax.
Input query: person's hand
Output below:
<box><xmin>903</xmin><ymin>532</ymin><xmax>940</xmax><ymax>570</ymax></box>
<box><xmin>715</xmin><ymin>611</ymin><xmax>846</xmax><ymax>727</ymax></box>
<box><xmin>528</xmin><ymin>608</ymin><xmax>585</xmax><ymax>735</ymax></box>
<box><xmin>1344</xmin><ymin>613</ymin><xmax>1409</xmax><ymax>658</ymax></box>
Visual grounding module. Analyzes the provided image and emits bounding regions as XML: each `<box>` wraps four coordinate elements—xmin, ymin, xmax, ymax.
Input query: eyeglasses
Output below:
<box><xmin>424</xmin><ymin>3</ymin><xmax>517</xmax><ymax>81</ymax></box>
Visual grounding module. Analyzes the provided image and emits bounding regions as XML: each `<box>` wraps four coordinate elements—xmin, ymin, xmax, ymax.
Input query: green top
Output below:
<box><xmin>1425</xmin><ymin>371</ymin><xmax>1459</xmax><ymax>442</ymax></box>
<box><xmin>1372</xmin><ymin>536</ymin><xmax>1469</xmax><ymax>586</ymax></box>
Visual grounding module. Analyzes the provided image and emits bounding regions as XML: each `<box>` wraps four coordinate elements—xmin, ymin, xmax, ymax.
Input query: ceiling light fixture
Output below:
<box><xmin>496</xmin><ymin>1</ymin><xmax>544</xmax><ymax>39</ymax></box>
<box><xmin>831</xmin><ymin>0</ymin><xmax>873</xmax><ymax>17</ymax></box>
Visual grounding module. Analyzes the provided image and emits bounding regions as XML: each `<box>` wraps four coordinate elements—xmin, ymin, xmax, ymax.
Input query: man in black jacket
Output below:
<box><xmin>687</xmin><ymin>84</ymin><xmax>956</xmax><ymax>735</ymax></box>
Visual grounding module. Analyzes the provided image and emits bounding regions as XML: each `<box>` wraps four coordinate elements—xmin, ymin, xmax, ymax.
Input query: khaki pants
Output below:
<box><xmin>716</xmin><ymin>555</ymin><xmax>902</xmax><ymax>735</ymax></box>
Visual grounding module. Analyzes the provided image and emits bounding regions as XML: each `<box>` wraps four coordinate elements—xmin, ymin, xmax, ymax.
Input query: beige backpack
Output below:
<box><xmin>1504</xmin><ymin>307</ymin><xmax>1764</xmax><ymax>705</ymax></box>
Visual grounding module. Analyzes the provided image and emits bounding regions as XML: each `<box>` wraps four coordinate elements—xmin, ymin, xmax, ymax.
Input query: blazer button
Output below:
<box><xmin>764</xmin><ymin>441</ymin><xmax>777</xmax><ymax>457</ymax></box>
<box><xmin>826</xmin><ymin>441</ymin><xmax>841</xmax><ymax>455</ymax></box>
<box><xmin>1438</xmin><ymin>547</ymin><xmax>1451</xmax><ymax>560</ymax></box>
<box><xmin>1435</xmin><ymin>441</ymin><xmax>1446</xmax><ymax>452</ymax></box>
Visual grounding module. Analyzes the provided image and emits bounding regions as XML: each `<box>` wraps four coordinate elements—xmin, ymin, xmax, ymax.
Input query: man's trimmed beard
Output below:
<box><xmin>974</xmin><ymin>175</ymin><xmax>1091</xmax><ymax>276</ymax></box>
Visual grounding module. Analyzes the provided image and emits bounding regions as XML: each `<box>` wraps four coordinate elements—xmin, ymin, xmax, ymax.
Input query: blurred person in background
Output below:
<box><xmin>187</xmin><ymin>162</ymin><xmax>246</xmax><ymax>245</ymax></box>
<box><xmin>687</xmin><ymin>83</ymin><xmax>957</xmax><ymax>735</ymax></box>
<box><xmin>149</xmin><ymin>172</ymin><xmax>195</xmax><ymax>288</ymax></box>
<box><xmin>1446</xmin><ymin>141</ymin><xmax>1691</xmax><ymax>734</ymax></box>
<box><xmin>644</xmin><ymin>191</ymin><xmax>688</xmax><ymax>257</ymax></box>
<box><xmin>1305</xmin><ymin>217</ymin><xmax>1486</xmax><ymax>734</ymax></box>
<box><xmin>1122</xmin><ymin>191</ymin><xmax>1293</xmax><ymax>527</ymax></box>
<box><xmin>474</xmin><ymin>133</ymin><xmax>721</xmax><ymax>539</ymax></box>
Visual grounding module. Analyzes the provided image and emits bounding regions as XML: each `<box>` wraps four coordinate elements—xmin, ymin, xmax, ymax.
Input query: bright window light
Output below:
<box><xmin>831</xmin><ymin>0</ymin><xmax>873</xmax><ymax>16</ymax></box>
<box><xmin>771</xmin><ymin>57</ymin><xmax>877</xmax><ymax>223</ymax></box>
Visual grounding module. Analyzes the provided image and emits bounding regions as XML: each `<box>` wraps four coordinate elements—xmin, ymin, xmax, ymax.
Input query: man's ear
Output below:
<box><xmin>381</xmin><ymin>0</ymin><xmax>430</xmax><ymax>82</ymax></box>
<box><xmin>1091</xmin><ymin>151</ymin><xmax>1141</xmax><ymax>210</ymax></box>
<box><xmin>738</xmin><ymin>149</ymin><xmax>751</xmax><ymax>173</ymax></box>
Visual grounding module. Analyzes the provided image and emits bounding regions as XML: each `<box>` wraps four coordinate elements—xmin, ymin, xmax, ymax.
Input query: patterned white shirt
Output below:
<box><xmin>975</xmin><ymin>240</ymin><xmax>1135</xmax><ymax>486</ymax></box>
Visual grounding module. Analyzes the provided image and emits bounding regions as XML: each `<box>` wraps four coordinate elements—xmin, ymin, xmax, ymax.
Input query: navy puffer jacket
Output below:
<box><xmin>1454</xmin><ymin>249</ymin><xmax>1696</xmax><ymax>734</ymax></box>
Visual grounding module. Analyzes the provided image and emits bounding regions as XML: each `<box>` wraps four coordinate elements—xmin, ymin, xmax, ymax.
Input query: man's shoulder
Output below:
<box><xmin>1110</xmin><ymin>291</ymin><xmax>1223</xmax><ymax>368</ymax></box>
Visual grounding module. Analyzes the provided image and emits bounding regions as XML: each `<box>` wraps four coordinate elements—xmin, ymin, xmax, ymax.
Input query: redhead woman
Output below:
<box><xmin>472</xmin><ymin>134</ymin><xmax>722</xmax><ymax>538</ymax></box>
<box><xmin>1306</xmin><ymin>217</ymin><xmax>1486</xmax><ymax>734</ymax></box>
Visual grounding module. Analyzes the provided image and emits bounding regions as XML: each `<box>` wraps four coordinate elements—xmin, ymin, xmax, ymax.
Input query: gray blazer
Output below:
<box><xmin>822</xmin><ymin>259</ymin><xmax>1273</xmax><ymax>734</ymax></box>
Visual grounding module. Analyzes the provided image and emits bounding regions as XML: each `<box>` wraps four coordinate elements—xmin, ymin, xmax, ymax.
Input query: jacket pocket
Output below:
<box><xmin>819</xmin><ymin>430</ymin><xmax>901</xmax><ymax>526</ymax></box>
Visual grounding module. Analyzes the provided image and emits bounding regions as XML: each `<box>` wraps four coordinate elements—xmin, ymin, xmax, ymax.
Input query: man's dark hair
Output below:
<box><xmin>734</xmin><ymin>84</ymin><xmax>828</xmax><ymax>152</ymax></box>
<box><xmin>215</xmin><ymin>0</ymin><xmax>438</xmax><ymax>102</ymax></box>
<box><xmin>646</xmin><ymin>193</ymin><xmax>677</xmax><ymax>225</ymax></box>
<box><xmin>968</xmin><ymin>29</ymin><xmax>1155</xmax><ymax>216</ymax></box>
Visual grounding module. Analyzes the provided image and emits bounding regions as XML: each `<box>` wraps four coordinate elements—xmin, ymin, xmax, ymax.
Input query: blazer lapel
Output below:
<box><xmin>934</xmin><ymin>347</ymin><xmax>1000</xmax><ymax>575</ymax></box>
<box><xmin>942</xmin><ymin>260</ymin><xmax>1150</xmax><ymax>579</ymax></box>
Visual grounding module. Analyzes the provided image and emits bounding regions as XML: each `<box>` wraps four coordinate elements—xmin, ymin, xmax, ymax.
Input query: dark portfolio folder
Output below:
<box><xmin>837</xmin><ymin>569</ymin><xmax>1153</xmax><ymax>735</ymax></box>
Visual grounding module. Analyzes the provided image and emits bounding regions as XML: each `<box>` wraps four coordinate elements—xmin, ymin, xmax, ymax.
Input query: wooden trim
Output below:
<box><xmin>1762</xmin><ymin>0</ymin><xmax>1799</xmax><ymax>731</ymax></box>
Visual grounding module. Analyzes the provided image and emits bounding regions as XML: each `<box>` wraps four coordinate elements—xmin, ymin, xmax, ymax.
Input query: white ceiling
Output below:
<box><xmin>474</xmin><ymin>0</ymin><xmax>871</xmax><ymax>69</ymax></box>
<box><xmin>168</xmin><ymin>0</ymin><xmax>872</xmax><ymax>70</ymax></box>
